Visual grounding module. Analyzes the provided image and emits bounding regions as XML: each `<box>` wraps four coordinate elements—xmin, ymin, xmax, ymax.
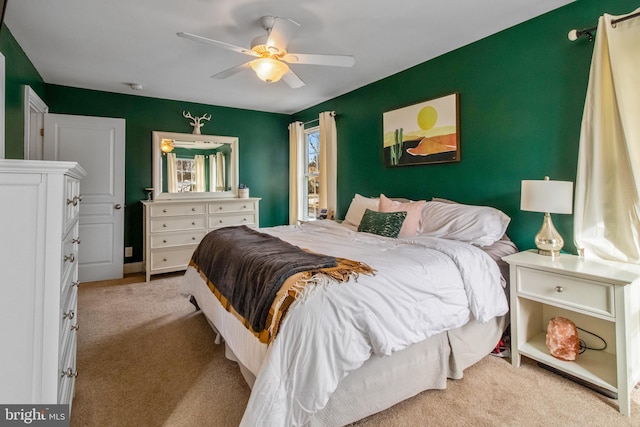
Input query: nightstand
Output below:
<box><xmin>502</xmin><ymin>250</ymin><xmax>640</xmax><ymax>416</ymax></box>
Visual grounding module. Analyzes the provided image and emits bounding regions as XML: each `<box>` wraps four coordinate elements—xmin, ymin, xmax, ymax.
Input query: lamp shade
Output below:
<box><xmin>521</xmin><ymin>177</ymin><xmax>573</xmax><ymax>214</ymax></box>
<box><xmin>249</xmin><ymin>58</ymin><xmax>289</xmax><ymax>83</ymax></box>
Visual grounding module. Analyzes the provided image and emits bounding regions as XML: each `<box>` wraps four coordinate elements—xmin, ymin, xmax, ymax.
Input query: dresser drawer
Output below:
<box><xmin>61</xmin><ymin>222</ymin><xmax>80</xmax><ymax>281</ymax></box>
<box><xmin>150</xmin><ymin>230</ymin><xmax>207</xmax><ymax>248</ymax></box>
<box><xmin>63</xmin><ymin>176</ymin><xmax>81</xmax><ymax>232</ymax></box>
<box><xmin>209</xmin><ymin>212</ymin><xmax>256</xmax><ymax>228</ymax></box>
<box><xmin>60</xmin><ymin>264</ymin><xmax>79</xmax><ymax>310</ymax></box>
<box><xmin>58</xmin><ymin>331</ymin><xmax>77</xmax><ymax>405</ymax></box>
<box><xmin>150</xmin><ymin>247</ymin><xmax>197</xmax><ymax>271</ymax></box>
<box><xmin>517</xmin><ymin>267</ymin><xmax>615</xmax><ymax>318</ymax></box>
<box><xmin>150</xmin><ymin>216</ymin><xmax>206</xmax><ymax>233</ymax></box>
<box><xmin>60</xmin><ymin>286</ymin><xmax>78</xmax><ymax>362</ymax></box>
<box><xmin>208</xmin><ymin>200</ymin><xmax>255</xmax><ymax>214</ymax></box>
<box><xmin>150</xmin><ymin>203</ymin><xmax>206</xmax><ymax>217</ymax></box>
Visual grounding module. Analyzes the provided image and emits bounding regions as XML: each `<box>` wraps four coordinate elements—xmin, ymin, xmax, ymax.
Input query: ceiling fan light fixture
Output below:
<box><xmin>249</xmin><ymin>58</ymin><xmax>289</xmax><ymax>83</ymax></box>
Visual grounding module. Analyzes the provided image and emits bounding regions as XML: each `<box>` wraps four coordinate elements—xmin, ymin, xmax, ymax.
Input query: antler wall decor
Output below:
<box><xmin>182</xmin><ymin>111</ymin><xmax>212</xmax><ymax>135</ymax></box>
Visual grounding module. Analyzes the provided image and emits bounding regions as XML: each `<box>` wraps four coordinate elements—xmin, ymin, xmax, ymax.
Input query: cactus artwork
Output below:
<box><xmin>382</xmin><ymin>93</ymin><xmax>459</xmax><ymax>166</ymax></box>
<box><xmin>390</xmin><ymin>128</ymin><xmax>404</xmax><ymax>165</ymax></box>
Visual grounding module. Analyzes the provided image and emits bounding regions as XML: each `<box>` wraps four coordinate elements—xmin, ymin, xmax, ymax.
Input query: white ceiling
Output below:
<box><xmin>5</xmin><ymin>0</ymin><xmax>572</xmax><ymax>115</ymax></box>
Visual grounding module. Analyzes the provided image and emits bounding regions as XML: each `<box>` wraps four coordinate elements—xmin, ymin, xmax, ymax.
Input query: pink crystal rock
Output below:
<box><xmin>546</xmin><ymin>316</ymin><xmax>580</xmax><ymax>361</ymax></box>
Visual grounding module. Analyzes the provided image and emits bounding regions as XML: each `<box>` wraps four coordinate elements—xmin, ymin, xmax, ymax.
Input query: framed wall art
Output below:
<box><xmin>383</xmin><ymin>92</ymin><xmax>460</xmax><ymax>167</ymax></box>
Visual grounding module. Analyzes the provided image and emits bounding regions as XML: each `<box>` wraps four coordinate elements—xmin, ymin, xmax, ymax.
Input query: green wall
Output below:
<box><xmin>44</xmin><ymin>85</ymin><xmax>290</xmax><ymax>262</ymax></box>
<box><xmin>293</xmin><ymin>0</ymin><xmax>632</xmax><ymax>253</ymax></box>
<box><xmin>0</xmin><ymin>24</ymin><xmax>46</xmax><ymax>158</ymax></box>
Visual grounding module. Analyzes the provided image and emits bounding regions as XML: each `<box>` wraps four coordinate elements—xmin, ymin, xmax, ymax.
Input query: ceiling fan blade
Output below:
<box><xmin>282</xmin><ymin>69</ymin><xmax>305</xmax><ymax>89</ymax></box>
<box><xmin>211</xmin><ymin>62</ymin><xmax>252</xmax><ymax>79</ymax></box>
<box><xmin>266</xmin><ymin>17</ymin><xmax>300</xmax><ymax>52</ymax></box>
<box><xmin>282</xmin><ymin>53</ymin><xmax>355</xmax><ymax>67</ymax></box>
<box><xmin>177</xmin><ymin>32</ymin><xmax>258</xmax><ymax>57</ymax></box>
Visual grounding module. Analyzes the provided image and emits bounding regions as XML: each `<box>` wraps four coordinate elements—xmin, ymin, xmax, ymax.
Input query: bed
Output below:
<box><xmin>179</xmin><ymin>195</ymin><xmax>518</xmax><ymax>426</ymax></box>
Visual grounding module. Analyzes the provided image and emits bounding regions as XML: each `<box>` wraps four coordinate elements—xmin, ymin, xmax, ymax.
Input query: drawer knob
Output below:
<box><xmin>192</xmin><ymin>208</ymin><xmax>196</xmax><ymax>211</ymax></box>
<box><xmin>61</xmin><ymin>368</ymin><xmax>78</xmax><ymax>379</ymax></box>
<box><xmin>192</xmin><ymin>237</ymin><xmax>196</xmax><ymax>240</ymax></box>
<box><xmin>219</xmin><ymin>220</ymin><xmax>223</xmax><ymax>223</ymax></box>
<box><xmin>64</xmin><ymin>254</ymin><xmax>75</xmax><ymax>263</ymax></box>
<box><xmin>163</xmin><ymin>258</ymin><xmax>167</xmax><ymax>262</ymax></box>
<box><xmin>192</xmin><ymin>222</ymin><xmax>196</xmax><ymax>225</ymax></box>
<box><xmin>163</xmin><ymin>224</ymin><xmax>167</xmax><ymax>227</ymax></box>
<box><xmin>163</xmin><ymin>209</ymin><xmax>167</xmax><ymax>213</ymax></box>
<box><xmin>163</xmin><ymin>239</ymin><xmax>167</xmax><ymax>243</ymax></box>
<box><xmin>243</xmin><ymin>218</ymin><xmax>247</xmax><ymax>221</ymax></box>
<box><xmin>218</xmin><ymin>206</ymin><xmax>223</xmax><ymax>210</ymax></box>
<box><xmin>555</xmin><ymin>286</ymin><xmax>564</xmax><ymax>293</ymax></box>
<box><xmin>63</xmin><ymin>310</ymin><xmax>75</xmax><ymax>320</ymax></box>
<box><xmin>67</xmin><ymin>196</ymin><xmax>81</xmax><ymax>206</ymax></box>
<box><xmin>71</xmin><ymin>324</ymin><xmax>80</xmax><ymax>331</ymax></box>
<box><xmin>243</xmin><ymin>205</ymin><xmax>247</xmax><ymax>209</ymax></box>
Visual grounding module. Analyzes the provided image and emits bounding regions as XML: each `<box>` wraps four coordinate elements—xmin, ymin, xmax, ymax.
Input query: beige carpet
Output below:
<box><xmin>71</xmin><ymin>273</ymin><xmax>640</xmax><ymax>427</ymax></box>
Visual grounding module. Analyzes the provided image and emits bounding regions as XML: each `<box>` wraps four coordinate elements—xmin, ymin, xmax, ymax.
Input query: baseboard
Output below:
<box><xmin>124</xmin><ymin>261</ymin><xmax>144</xmax><ymax>275</ymax></box>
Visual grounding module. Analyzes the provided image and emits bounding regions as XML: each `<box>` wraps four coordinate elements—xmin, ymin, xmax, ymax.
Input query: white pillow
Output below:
<box><xmin>419</xmin><ymin>201</ymin><xmax>510</xmax><ymax>246</ymax></box>
<box><xmin>344</xmin><ymin>194</ymin><xmax>379</xmax><ymax>227</ymax></box>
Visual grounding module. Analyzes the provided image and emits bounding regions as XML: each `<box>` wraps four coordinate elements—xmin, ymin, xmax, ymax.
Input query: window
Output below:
<box><xmin>175</xmin><ymin>158</ymin><xmax>195</xmax><ymax>192</ymax></box>
<box><xmin>289</xmin><ymin>112</ymin><xmax>336</xmax><ymax>225</ymax></box>
<box><xmin>302</xmin><ymin>127</ymin><xmax>320</xmax><ymax>220</ymax></box>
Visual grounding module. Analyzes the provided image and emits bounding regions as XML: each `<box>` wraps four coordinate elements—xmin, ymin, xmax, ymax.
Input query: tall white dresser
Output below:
<box><xmin>0</xmin><ymin>159</ymin><xmax>86</xmax><ymax>410</ymax></box>
<box><xmin>142</xmin><ymin>197</ymin><xmax>260</xmax><ymax>281</ymax></box>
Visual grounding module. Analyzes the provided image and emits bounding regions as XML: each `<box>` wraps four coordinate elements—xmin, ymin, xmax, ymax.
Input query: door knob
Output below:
<box><xmin>115</xmin><ymin>204</ymin><xmax>122</xmax><ymax>210</ymax></box>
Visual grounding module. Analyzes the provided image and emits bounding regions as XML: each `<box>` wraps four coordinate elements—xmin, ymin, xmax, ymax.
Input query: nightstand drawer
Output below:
<box><xmin>517</xmin><ymin>267</ymin><xmax>615</xmax><ymax>318</ymax></box>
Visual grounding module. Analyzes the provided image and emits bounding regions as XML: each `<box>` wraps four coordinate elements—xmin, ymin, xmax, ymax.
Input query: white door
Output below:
<box><xmin>44</xmin><ymin>113</ymin><xmax>126</xmax><ymax>282</ymax></box>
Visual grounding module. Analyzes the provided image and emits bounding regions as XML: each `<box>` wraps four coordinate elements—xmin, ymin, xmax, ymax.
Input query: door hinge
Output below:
<box><xmin>40</xmin><ymin>128</ymin><xmax>44</xmax><ymax>137</ymax></box>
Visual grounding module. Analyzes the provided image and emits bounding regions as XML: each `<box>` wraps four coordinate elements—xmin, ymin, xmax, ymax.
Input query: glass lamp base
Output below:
<box><xmin>534</xmin><ymin>212</ymin><xmax>564</xmax><ymax>257</ymax></box>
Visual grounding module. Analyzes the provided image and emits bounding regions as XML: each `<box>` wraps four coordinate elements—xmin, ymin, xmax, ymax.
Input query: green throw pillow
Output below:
<box><xmin>357</xmin><ymin>209</ymin><xmax>407</xmax><ymax>238</ymax></box>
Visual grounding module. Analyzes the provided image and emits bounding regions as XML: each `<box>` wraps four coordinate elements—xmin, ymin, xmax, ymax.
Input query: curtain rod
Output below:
<box><xmin>302</xmin><ymin>111</ymin><xmax>336</xmax><ymax>126</ymax></box>
<box><xmin>568</xmin><ymin>10</ymin><xmax>640</xmax><ymax>41</ymax></box>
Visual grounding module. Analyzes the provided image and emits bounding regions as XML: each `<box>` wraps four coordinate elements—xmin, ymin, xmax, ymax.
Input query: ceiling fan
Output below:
<box><xmin>177</xmin><ymin>16</ymin><xmax>355</xmax><ymax>88</ymax></box>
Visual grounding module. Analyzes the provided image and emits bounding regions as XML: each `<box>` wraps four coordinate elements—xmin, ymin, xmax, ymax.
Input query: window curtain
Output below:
<box><xmin>319</xmin><ymin>111</ymin><xmax>337</xmax><ymax>216</ymax></box>
<box><xmin>288</xmin><ymin>121</ymin><xmax>304</xmax><ymax>224</ymax></box>
<box><xmin>209</xmin><ymin>154</ymin><xmax>217</xmax><ymax>192</ymax></box>
<box><xmin>194</xmin><ymin>155</ymin><xmax>206</xmax><ymax>192</ymax></box>
<box><xmin>216</xmin><ymin>152</ymin><xmax>226</xmax><ymax>191</ymax></box>
<box><xmin>574</xmin><ymin>8</ymin><xmax>640</xmax><ymax>263</ymax></box>
<box><xmin>166</xmin><ymin>152</ymin><xmax>177</xmax><ymax>193</ymax></box>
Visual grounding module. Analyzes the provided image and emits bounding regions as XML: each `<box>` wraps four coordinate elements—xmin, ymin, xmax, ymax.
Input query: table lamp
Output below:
<box><xmin>521</xmin><ymin>176</ymin><xmax>574</xmax><ymax>257</ymax></box>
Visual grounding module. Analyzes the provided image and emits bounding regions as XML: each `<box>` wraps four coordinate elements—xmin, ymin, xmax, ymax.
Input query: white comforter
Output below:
<box><xmin>236</xmin><ymin>221</ymin><xmax>508</xmax><ymax>426</ymax></box>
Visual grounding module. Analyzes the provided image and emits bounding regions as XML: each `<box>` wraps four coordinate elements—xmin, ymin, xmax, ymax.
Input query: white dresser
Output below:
<box><xmin>142</xmin><ymin>197</ymin><xmax>260</xmax><ymax>281</ymax></box>
<box><xmin>0</xmin><ymin>159</ymin><xmax>86</xmax><ymax>409</ymax></box>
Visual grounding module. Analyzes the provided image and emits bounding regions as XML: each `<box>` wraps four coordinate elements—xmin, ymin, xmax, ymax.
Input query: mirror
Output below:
<box><xmin>152</xmin><ymin>131</ymin><xmax>239</xmax><ymax>200</ymax></box>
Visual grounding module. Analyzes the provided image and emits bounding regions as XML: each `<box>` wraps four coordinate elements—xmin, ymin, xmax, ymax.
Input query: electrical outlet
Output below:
<box><xmin>125</xmin><ymin>246</ymin><xmax>133</xmax><ymax>257</ymax></box>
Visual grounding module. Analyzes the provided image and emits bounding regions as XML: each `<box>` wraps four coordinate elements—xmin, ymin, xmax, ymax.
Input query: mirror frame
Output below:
<box><xmin>152</xmin><ymin>131</ymin><xmax>239</xmax><ymax>200</ymax></box>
